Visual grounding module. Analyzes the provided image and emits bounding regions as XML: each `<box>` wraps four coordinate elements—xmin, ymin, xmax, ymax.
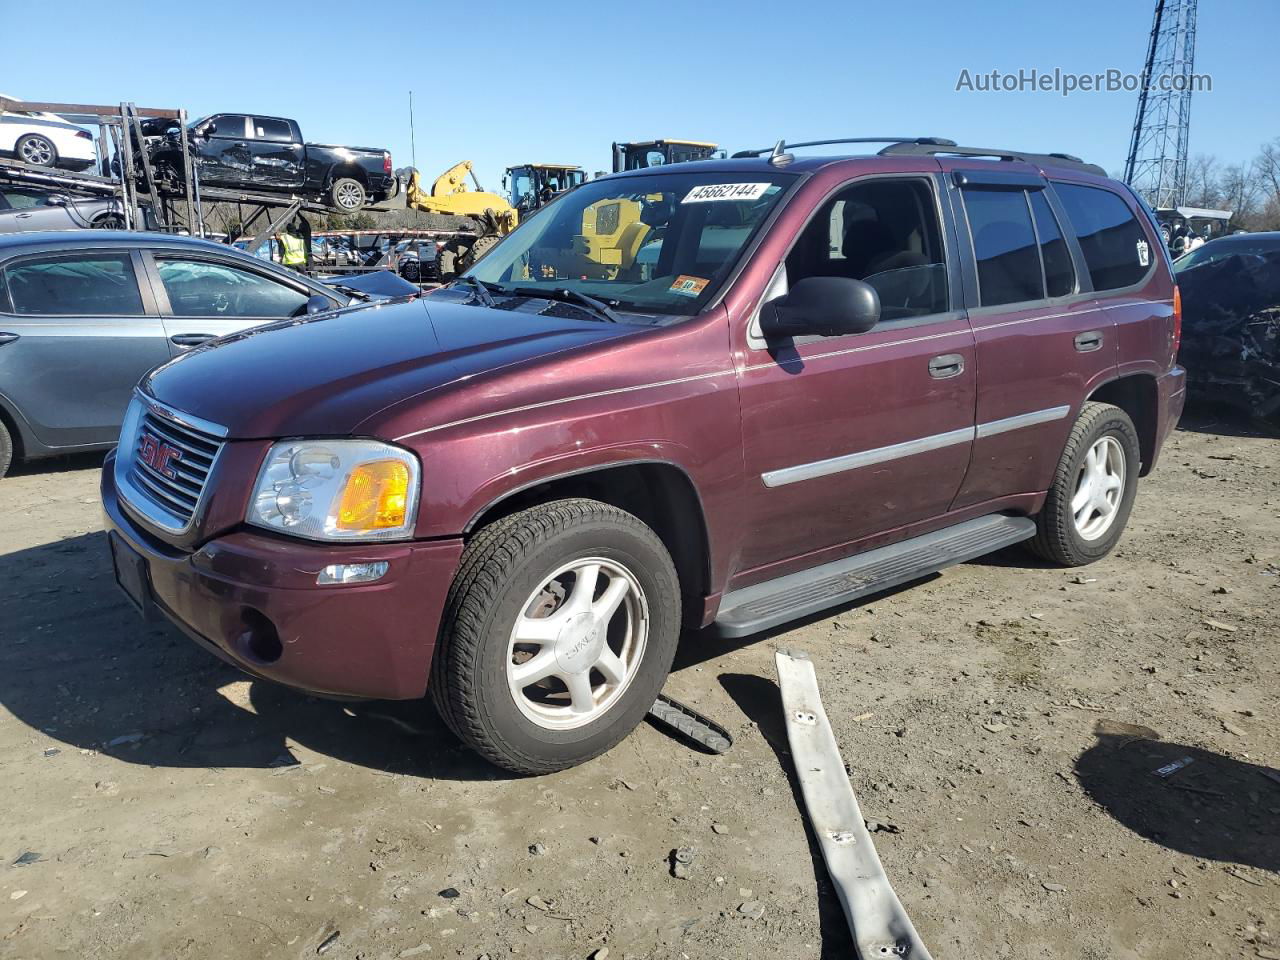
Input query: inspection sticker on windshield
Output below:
<box><xmin>670</xmin><ymin>275</ymin><xmax>709</xmax><ymax>297</ymax></box>
<box><xmin>682</xmin><ymin>182</ymin><xmax>771</xmax><ymax>204</ymax></box>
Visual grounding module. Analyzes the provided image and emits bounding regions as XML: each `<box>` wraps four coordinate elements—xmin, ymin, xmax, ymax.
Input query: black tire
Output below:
<box><xmin>91</xmin><ymin>214</ymin><xmax>126</xmax><ymax>230</ymax></box>
<box><xmin>329</xmin><ymin>177</ymin><xmax>366</xmax><ymax>212</ymax></box>
<box><xmin>436</xmin><ymin>246</ymin><xmax>458</xmax><ymax>281</ymax></box>
<box><xmin>457</xmin><ymin>234</ymin><xmax>501</xmax><ymax>273</ymax></box>
<box><xmin>16</xmin><ymin>133</ymin><xmax>57</xmax><ymax>167</ymax></box>
<box><xmin>0</xmin><ymin>419</ymin><xmax>13</xmax><ymax>478</ymax></box>
<box><xmin>1028</xmin><ymin>401</ymin><xmax>1141</xmax><ymax>566</ymax></box>
<box><xmin>431</xmin><ymin>498</ymin><xmax>681</xmax><ymax>775</ymax></box>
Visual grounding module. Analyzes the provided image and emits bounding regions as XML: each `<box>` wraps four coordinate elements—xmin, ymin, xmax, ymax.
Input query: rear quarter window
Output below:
<box><xmin>1053</xmin><ymin>183</ymin><xmax>1153</xmax><ymax>292</ymax></box>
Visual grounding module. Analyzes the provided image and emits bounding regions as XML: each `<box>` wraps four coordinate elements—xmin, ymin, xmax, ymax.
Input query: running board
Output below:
<box><xmin>715</xmin><ymin>514</ymin><xmax>1035</xmax><ymax>637</ymax></box>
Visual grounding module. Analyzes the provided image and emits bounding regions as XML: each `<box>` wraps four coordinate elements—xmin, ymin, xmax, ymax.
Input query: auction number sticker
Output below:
<box><xmin>682</xmin><ymin>182</ymin><xmax>771</xmax><ymax>203</ymax></box>
<box><xmin>1136</xmin><ymin>239</ymin><xmax>1150</xmax><ymax>267</ymax></box>
<box><xmin>670</xmin><ymin>275</ymin><xmax>709</xmax><ymax>297</ymax></box>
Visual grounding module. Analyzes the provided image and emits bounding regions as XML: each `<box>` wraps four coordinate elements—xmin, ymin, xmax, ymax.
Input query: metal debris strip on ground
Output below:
<box><xmin>775</xmin><ymin>648</ymin><xmax>934</xmax><ymax>960</ymax></box>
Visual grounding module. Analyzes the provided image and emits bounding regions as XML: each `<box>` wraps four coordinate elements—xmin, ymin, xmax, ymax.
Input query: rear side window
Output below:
<box><xmin>1053</xmin><ymin>183</ymin><xmax>1152</xmax><ymax>291</ymax></box>
<box><xmin>4</xmin><ymin>253</ymin><xmax>144</xmax><ymax>316</ymax></box>
<box><xmin>1029</xmin><ymin>191</ymin><xmax>1075</xmax><ymax>298</ymax></box>
<box><xmin>962</xmin><ymin>189</ymin><xmax>1042</xmax><ymax>306</ymax></box>
<box><xmin>253</xmin><ymin>118</ymin><xmax>294</xmax><ymax>142</ymax></box>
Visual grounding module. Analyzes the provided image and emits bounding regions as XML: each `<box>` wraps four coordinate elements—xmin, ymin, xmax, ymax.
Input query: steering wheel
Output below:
<box><xmin>211</xmin><ymin>291</ymin><xmax>232</xmax><ymax>314</ymax></box>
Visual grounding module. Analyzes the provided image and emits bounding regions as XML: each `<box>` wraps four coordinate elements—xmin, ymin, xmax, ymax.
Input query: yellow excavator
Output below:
<box><xmin>404</xmin><ymin>161</ymin><xmax>519</xmax><ymax>278</ymax></box>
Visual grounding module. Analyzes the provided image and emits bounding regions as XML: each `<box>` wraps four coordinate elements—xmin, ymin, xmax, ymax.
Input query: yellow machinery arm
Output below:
<box><xmin>405</xmin><ymin>161</ymin><xmax>518</xmax><ymax>233</ymax></box>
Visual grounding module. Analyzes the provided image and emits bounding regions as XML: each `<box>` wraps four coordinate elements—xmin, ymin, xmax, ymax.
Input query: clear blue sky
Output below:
<box><xmin>4</xmin><ymin>0</ymin><xmax>1276</xmax><ymax>186</ymax></box>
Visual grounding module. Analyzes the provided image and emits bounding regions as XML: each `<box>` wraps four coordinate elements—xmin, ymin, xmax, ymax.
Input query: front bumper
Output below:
<box><xmin>101</xmin><ymin>452</ymin><xmax>465</xmax><ymax>700</ymax></box>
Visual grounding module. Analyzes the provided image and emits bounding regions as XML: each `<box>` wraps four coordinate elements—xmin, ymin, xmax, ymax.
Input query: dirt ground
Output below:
<box><xmin>1</xmin><ymin>405</ymin><xmax>1277</xmax><ymax>960</ymax></box>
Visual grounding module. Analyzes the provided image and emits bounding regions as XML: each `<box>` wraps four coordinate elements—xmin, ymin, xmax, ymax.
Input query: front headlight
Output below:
<box><xmin>248</xmin><ymin>439</ymin><xmax>420</xmax><ymax>542</ymax></box>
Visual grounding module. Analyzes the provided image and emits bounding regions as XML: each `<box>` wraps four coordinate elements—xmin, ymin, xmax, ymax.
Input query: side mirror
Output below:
<box><xmin>760</xmin><ymin>276</ymin><xmax>881</xmax><ymax>339</ymax></box>
<box><xmin>45</xmin><ymin>194</ymin><xmax>68</xmax><ymax>207</ymax></box>
<box><xmin>197</xmin><ymin>122</ymin><xmax>215</xmax><ymax>137</ymax></box>
<box><xmin>305</xmin><ymin>294</ymin><xmax>331</xmax><ymax>315</ymax></box>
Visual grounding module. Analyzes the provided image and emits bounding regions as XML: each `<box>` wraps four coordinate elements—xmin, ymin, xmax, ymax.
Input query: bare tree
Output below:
<box><xmin>1184</xmin><ymin>153</ymin><xmax>1222</xmax><ymax>208</ymax></box>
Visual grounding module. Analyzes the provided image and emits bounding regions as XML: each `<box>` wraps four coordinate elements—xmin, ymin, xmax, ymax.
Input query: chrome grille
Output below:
<box><xmin>127</xmin><ymin>408</ymin><xmax>223</xmax><ymax>528</ymax></box>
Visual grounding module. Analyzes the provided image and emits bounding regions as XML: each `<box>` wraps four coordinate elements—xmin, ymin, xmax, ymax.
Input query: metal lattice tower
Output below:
<box><xmin>1124</xmin><ymin>0</ymin><xmax>1199</xmax><ymax>209</ymax></box>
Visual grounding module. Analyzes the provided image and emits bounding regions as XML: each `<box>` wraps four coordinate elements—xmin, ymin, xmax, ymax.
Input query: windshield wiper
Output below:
<box><xmin>452</xmin><ymin>274</ymin><xmax>499</xmax><ymax>307</ymax></box>
<box><xmin>327</xmin><ymin>283</ymin><xmax>372</xmax><ymax>301</ymax></box>
<box><xmin>511</xmin><ymin>286</ymin><xmax>621</xmax><ymax>323</ymax></box>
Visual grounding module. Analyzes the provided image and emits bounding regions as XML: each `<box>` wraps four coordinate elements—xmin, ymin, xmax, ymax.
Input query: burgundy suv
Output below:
<box><xmin>101</xmin><ymin>138</ymin><xmax>1185</xmax><ymax>773</ymax></box>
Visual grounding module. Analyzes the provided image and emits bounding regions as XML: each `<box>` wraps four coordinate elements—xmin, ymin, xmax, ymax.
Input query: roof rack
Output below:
<box><xmin>878</xmin><ymin>142</ymin><xmax>1106</xmax><ymax>176</ymax></box>
<box><xmin>731</xmin><ymin>137</ymin><xmax>955</xmax><ymax>163</ymax></box>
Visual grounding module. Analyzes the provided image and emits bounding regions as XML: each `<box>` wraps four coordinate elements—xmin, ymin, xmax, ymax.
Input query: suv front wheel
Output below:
<box><xmin>431</xmin><ymin>499</ymin><xmax>681</xmax><ymax>774</ymax></box>
<box><xmin>1029</xmin><ymin>401</ymin><xmax>1141</xmax><ymax>566</ymax></box>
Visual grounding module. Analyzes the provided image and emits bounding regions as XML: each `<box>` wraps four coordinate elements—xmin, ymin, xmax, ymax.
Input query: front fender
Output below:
<box><xmin>457</xmin><ymin>441</ymin><xmax>705</xmax><ymax>533</ymax></box>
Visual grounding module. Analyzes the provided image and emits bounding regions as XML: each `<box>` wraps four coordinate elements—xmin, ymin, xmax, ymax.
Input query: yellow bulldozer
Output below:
<box><xmin>404</xmin><ymin>160</ymin><xmax>519</xmax><ymax>279</ymax></box>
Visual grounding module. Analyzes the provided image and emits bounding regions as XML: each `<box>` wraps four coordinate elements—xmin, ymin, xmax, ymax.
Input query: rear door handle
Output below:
<box><xmin>928</xmin><ymin>353</ymin><xmax>965</xmax><ymax>379</ymax></box>
<box><xmin>170</xmin><ymin>333</ymin><xmax>215</xmax><ymax>347</ymax></box>
<box><xmin>16</xmin><ymin>213</ymin><xmax>33</xmax><ymax>219</ymax></box>
<box><xmin>0</xmin><ymin>333</ymin><xmax>18</xmax><ymax>346</ymax></box>
<box><xmin>1074</xmin><ymin>331</ymin><xmax>1103</xmax><ymax>352</ymax></box>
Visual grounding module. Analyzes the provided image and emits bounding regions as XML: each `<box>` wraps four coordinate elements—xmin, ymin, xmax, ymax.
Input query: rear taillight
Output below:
<box><xmin>383</xmin><ymin>152</ymin><xmax>392</xmax><ymax>174</ymax></box>
<box><xmin>1172</xmin><ymin>284</ymin><xmax>1182</xmax><ymax>354</ymax></box>
<box><xmin>76</xmin><ymin>130</ymin><xmax>92</xmax><ymax>140</ymax></box>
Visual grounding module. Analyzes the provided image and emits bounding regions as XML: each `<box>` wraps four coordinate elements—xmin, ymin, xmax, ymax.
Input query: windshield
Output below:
<box><xmin>466</xmin><ymin>170</ymin><xmax>796</xmax><ymax>317</ymax></box>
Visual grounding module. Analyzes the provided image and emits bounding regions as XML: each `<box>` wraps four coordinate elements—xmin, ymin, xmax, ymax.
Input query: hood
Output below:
<box><xmin>319</xmin><ymin>269</ymin><xmax>419</xmax><ymax>300</ymax></box>
<box><xmin>142</xmin><ymin>298</ymin><xmax>638</xmax><ymax>439</ymax></box>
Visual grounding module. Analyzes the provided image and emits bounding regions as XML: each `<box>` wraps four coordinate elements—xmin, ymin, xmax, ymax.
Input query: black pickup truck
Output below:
<box><xmin>144</xmin><ymin>113</ymin><xmax>396</xmax><ymax>211</ymax></box>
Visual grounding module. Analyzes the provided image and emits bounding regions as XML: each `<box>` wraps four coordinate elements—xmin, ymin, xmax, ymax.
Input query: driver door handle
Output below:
<box><xmin>928</xmin><ymin>353</ymin><xmax>965</xmax><ymax>379</ymax></box>
<box><xmin>170</xmin><ymin>333</ymin><xmax>215</xmax><ymax>346</ymax></box>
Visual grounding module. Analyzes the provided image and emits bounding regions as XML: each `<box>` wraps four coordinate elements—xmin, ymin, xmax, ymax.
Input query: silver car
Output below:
<box><xmin>0</xmin><ymin>231</ymin><xmax>355</xmax><ymax>477</ymax></box>
<box><xmin>0</xmin><ymin>184</ymin><xmax>133</xmax><ymax>233</ymax></box>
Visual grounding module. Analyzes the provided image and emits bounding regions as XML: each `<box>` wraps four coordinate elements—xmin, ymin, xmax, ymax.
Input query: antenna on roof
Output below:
<box><xmin>768</xmin><ymin>140</ymin><xmax>793</xmax><ymax>167</ymax></box>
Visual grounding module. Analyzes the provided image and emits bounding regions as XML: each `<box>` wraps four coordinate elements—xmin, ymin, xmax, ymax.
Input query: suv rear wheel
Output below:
<box><xmin>1029</xmin><ymin>401</ymin><xmax>1140</xmax><ymax>566</ymax></box>
<box><xmin>431</xmin><ymin>498</ymin><xmax>681</xmax><ymax>774</ymax></box>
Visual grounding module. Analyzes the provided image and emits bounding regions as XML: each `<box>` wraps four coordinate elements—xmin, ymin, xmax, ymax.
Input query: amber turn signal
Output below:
<box><xmin>336</xmin><ymin>459</ymin><xmax>411</xmax><ymax>531</ymax></box>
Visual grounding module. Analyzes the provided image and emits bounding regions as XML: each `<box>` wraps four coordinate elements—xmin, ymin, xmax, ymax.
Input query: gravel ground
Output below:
<box><xmin>1</xmin><ymin>406</ymin><xmax>1276</xmax><ymax>960</ymax></box>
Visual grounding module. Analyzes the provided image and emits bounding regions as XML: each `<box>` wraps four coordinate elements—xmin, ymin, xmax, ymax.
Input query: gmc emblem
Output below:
<box><xmin>138</xmin><ymin>432</ymin><xmax>182</xmax><ymax>480</ymax></box>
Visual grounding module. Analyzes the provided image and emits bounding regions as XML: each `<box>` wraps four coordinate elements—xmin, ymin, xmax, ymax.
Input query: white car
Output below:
<box><xmin>0</xmin><ymin>95</ymin><xmax>97</xmax><ymax>171</ymax></box>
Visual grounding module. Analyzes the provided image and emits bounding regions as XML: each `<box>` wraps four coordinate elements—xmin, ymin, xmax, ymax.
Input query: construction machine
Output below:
<box><xmin>404</xmin><ymin>160</ymin><xmax>518</xmax><ymax>278</ymax></box>
<box><xmin>503</xmin><ymin>163</ymin><xmax>585</xmax><ymax>217</ymax></box>
<box><xmin>611</xmin><ymin>139</ymin><xmax>722</xmax><ymax>173</ymax></box>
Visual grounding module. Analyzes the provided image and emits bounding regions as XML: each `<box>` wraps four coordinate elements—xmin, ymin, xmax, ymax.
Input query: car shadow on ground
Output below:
<box><xmin>719</xmin><ymin>672</ymin><xmax>857</xmax><ymax>959</ymax></box>
<box><xmin>0</xmin><ymin>530</ymin><xmax>500</xmax><ymax>782</ymax></box>
<box><xmin>6</xmin><ymin>449</ymin><xmax>108</xmax><ymax>477</ymax></box>
<box><xmin>1075</xmin><ymin>722</ymin><xmax>1279</xmax><ymax>875</ymax></box>
<box><xmin>1177</xmin><ymin>398</ymin><xmax>1278</xmax><ymax>438</ymax></box>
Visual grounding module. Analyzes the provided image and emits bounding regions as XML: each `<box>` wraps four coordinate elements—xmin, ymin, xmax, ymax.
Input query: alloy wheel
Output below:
<box><xmin>19</xmin><ymin>136</ymin><xmax>54</xmax><ymax>166</ymax></box>
<box><xmin>506</xmin><ymin>557</ymin><xmax>649</xmax><ymax>731</ymax></box>
<box><xmin>1071</xmin><ymin>436</ymin><xmax>1125</xmax><ymax>540</ymax></box>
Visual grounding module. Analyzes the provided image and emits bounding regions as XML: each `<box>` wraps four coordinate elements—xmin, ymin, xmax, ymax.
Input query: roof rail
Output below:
<box><xmin>730</xmin><ymin>137</ymin><xmax>956</xmax><ymax>160</ymax></box>
<box><xmin>877</xmin><ymin>142</ymin><xmax>1106</xmax><ymax>177</ymax></box>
